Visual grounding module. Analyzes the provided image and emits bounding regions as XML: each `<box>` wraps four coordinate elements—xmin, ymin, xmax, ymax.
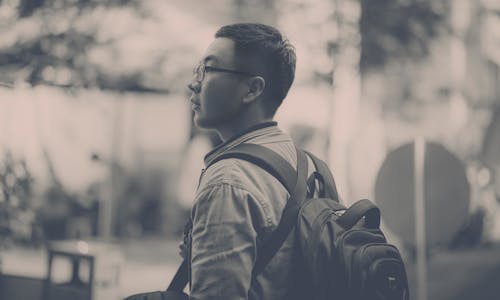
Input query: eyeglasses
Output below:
<box><xmin>193</xmin><ymin>62</ymin><xmax>257</xmax><ymax>82</ymax></box>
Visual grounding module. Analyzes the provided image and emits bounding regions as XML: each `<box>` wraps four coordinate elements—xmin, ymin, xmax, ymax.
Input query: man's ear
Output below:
<box><xmin>242</xmin><ymin>76</ymin><xmax>265</xmax><ymax>104</ymax></box>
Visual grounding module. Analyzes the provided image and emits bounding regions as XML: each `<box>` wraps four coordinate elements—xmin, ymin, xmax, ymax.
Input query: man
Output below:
<box><xmin>184</xmin><ymin>23</ymin><xmax>301</xmax><ymax>299</ymax></box>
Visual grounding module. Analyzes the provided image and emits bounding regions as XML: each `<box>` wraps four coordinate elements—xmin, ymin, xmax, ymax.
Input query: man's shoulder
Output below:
<box><xmin>199</xmin><ymin>157</ymin><xmax>272</xmax><ymax>192</ymax></box>
<box><xmin>199</xmin><ymin>158</ymin><xmax>245</xmax><ymax>188</ymax></box>
<box><xmin>197</xmin><ymin>124</ymin><xmax>296</xmax><ymax>197</ymax></box>
<box><xmin>200</xmin><ymin>151</ymin><xmax>289</xmax><ymax>192</ymax></box>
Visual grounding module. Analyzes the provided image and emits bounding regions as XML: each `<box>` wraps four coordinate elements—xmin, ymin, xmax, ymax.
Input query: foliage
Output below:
<box><xmin>0</xmin><ymin>152</ymin><xmax>36</xmax><ymax>246</ymax></box>
<box><xmin>0</xmin><ymin>0</ymin><xmax>200</xmax><ymax>93</ymax></box>
<box><xmin>0</xmin><ymin>152</ymin><xmax>33</xmax><ymax>209</ymax></box>
<box><xmin>360</xmin><ymin>0</ymin><xmax>449</xmax><ymax>72</ymax></box>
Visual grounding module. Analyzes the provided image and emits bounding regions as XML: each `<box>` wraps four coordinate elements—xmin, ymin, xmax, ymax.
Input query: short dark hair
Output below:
<box><xmin>215</xmin><ymin>23</ymin><xmax>296</xmax><ymax>117</ymax></box>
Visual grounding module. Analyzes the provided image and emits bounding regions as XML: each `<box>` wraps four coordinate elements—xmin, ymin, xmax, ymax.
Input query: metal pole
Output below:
<box><xmin>99</xmin><ymin>97</ymin><xmax>123</xmax><ymax>239</ymax></box>
<box><xmin>327</xmin><ymin>0</ymin><xmax>361</xmax><ymax>203</ymax></box>
<box><xmin>414</xmin><ymin>137</ymin><xmax>427</xmax><ymax>300</ymax></box>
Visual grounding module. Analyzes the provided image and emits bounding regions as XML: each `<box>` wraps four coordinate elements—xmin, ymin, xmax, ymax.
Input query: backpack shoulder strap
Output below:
<box><xmin>208</xmin><ymin>143</ymin><xmax>298</xmax><ymax>193</ymax></box>
<box><xmin>304</xmin><ymin>150</ymin><xmax>339</xmax><ymax>201</ymax></box>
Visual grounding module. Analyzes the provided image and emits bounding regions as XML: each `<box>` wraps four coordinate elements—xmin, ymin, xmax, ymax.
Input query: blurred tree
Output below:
<box><xmin>0</xmin><ymin>152</ymin><xmax>34</xmax><ymax>209</ymax></box>
<box><xmin>0</xmin><ymin>152</ymin><xmax>37</xmax><ymax>245</ymax></box>
<box><xmin>0</xmin><ymin>0</ymin><xmax>201</xmax><ymax>93</ymax></box>
<box><xmin>360</xmin><ymin>0</ymin><xmax>449</xmax><ymax>72</ymax></box>
<box><xmin>234</xmin><ymin>0</ymin><xmax>276</xmax><ymax>24</ymax></box>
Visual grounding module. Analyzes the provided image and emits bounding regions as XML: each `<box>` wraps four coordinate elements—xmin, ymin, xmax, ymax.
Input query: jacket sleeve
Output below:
<box><xmin>189</xmin><ymin>182</ymin><xmax>264</xmax><ymax>300</ymax></box>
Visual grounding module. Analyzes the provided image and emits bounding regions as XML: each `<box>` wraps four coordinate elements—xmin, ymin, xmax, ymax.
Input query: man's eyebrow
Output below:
<box><xmin>203</xmin><ymin>55</ymin><xmax>218</xmax><ymax>63</ymax></box>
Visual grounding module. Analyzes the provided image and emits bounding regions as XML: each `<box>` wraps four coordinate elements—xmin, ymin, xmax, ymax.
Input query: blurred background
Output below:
<box><xmin>0</xmin><ymin>0</ymin><xmax>499</xmax><ymax>299</ymax></box>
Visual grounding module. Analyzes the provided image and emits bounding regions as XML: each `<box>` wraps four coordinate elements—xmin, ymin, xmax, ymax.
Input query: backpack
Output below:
<box><xmin>166</xmin><ymin>143</ymin><xmax>409</xmax><ymax>300</ymax></box>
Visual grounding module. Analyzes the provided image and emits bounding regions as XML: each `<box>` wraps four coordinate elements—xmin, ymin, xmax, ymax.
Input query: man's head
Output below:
<box><xmin>188</xmin><ymin>23</ymin><xmax>296</xmax><ymax>134</ymax></box>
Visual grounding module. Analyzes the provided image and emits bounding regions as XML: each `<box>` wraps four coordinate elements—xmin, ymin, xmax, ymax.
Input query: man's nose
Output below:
<box><xmin>187</xmin><ymin>80</ymin><xmax>201</xmax><ymax>93</ymax></box>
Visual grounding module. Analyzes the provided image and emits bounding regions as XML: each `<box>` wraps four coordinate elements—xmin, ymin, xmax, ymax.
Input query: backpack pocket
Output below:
<box><xmin>352</xmin><ymin>244</ymin><xmax>409</xmax><ymax>300</ymax></box>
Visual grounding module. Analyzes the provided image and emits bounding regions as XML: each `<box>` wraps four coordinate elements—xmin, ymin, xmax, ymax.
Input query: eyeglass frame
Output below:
<box><xmin>193</xmin><ymin>62</ymin><xmax>260</xmax><ymax>83</ymax></box>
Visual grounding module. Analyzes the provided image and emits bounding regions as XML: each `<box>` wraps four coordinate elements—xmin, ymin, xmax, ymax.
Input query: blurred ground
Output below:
<box><xmin>1</xmin><ymin>237</ymin><xmax>183</xmax><ymax>299</ymax></box>
<box><xmin>1</xmin><ymin>240</ymin><xmax>500</xmax><ymax>300</ymax></box>
<box><xmin>406</xmin><ymin>243</ymin><xmax>500</xmax><ymax>300</ymax></box>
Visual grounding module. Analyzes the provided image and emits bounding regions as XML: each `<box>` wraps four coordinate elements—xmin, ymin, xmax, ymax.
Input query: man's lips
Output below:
<box><xmin>190</xmin><ymin>97</ymin><xmax>200</xmax><ymax>110</ymax></box>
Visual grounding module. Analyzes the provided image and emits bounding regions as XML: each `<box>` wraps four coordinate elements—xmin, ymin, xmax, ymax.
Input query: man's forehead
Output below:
<box><xmin>202</xmin><ymin>38</ymin><xmax>236</xmax><ymax>64</ymax></box>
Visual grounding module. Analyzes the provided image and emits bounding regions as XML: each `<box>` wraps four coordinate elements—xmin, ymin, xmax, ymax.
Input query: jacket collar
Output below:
<box><xmin>204</xmin><ymin>121</ymin><xmax>277</xmax><ymax>165</ymax></box>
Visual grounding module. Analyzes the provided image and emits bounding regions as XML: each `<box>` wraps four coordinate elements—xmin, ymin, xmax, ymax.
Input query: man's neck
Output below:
<box><xmin>217</xmin><ymin>117</ymin><xmax>273</xmax><ymax>142</ymax></box>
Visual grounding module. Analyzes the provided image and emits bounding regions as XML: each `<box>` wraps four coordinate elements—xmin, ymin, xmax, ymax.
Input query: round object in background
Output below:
<box><xmin>375</xmin><ymin>141</ymin><xmax>470</xmax><ymax>248</ymax></box>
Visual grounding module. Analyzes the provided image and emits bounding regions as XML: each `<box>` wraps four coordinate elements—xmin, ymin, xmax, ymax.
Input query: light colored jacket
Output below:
<box><xmin>187</xmin><ymin>122</ymin><xmax>305</xmax><ymax>300</ymax></box>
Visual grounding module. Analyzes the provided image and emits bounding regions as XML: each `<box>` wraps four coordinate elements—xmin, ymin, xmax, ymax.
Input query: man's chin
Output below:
<box><xmin>193</xmin><ymin>115</ymin><xmax>215</xmax><ymax>129</ymax></box>
<box><xmin>194</xmin><ymin>113</ymin><xmax>237</xmax><ymax>131</ymax></box>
